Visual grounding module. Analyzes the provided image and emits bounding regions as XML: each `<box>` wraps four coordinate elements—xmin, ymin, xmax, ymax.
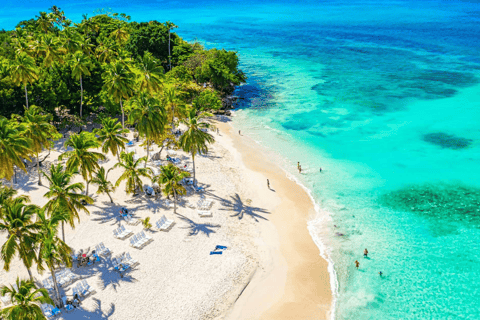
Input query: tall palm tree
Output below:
<box><xmin>70</xmin><ymin>51</ymin><xmax>92</xmax><ymax>118</ymax></box>
<box><xmin>90</xmin><ymin>167</ymin><xmax>115</xmax><ymax>203</ymax></box>
<box><xmin>36</xmin><ymin>209</ymin><xmax>71</xmax><ymax>305</ymax></box>
<box><xmin>34</xmin><ymin>34</ymin><xmax>67</xmax><ymax>69</ymax></box>
<box><xmin>163</xmin><ymin>86</ymin><xmax>183</xmax><ymax>134</ymax></box>
<box><xmin>164</xmin><ymin>21</ymin><xmax>178</xmax><ymax>71</ymax></box>
<box><xmin>0</xmin><ymin>196</ymin><xmax>41</xmax><ymax>281</ymax></box>
<box><xmin>109</xmin><ymin>25</ymin><xmax>129</xmax><ymax>46</ymax></box>
<box><xmin>61</xmin><ymin>27</ymin><xmax>81</xmax><ymax>54</ymax></box>
<box><xmin>42</xmin><ymin>164</ymin><xmax>93</xmax><ymax>241</ymax></box>
<box><xmin>136</xmin><ymin>52</ymin><xmax>164</xmax><ymax>94</ymax></box>
<box><xmin>35</xmin><ymin>11</ymin><xmax>54</xmax><ymax>34</ymax></box>
<box><xmin>93</xmin><ymin>117</ymin><xmax>128</xmax><ymax>160</ymax></box>
<box><xmin>95</xmin><ymin>38</ymin><xmax>119</xmax><ymax>63</ymax></box>
<box><xmin>0</xmin><ymin>117</ymin><xmax>32</xmax><ymax>186</ymax></box>
<box><xmin>78</xmin><ymin>14</ymin><xmax>99</xmax><ymax>39</ymax></box>
<box><xmin>179</xmin><ymin>108</ymin><xmax>214</xmax><ymax>185</ymax></box>
<box><xmin>59</xmin><ymin>132</ymin><xmax>106</xmax><ymax>196</ymax></box>
<box><xmin>128</xmin><ymin>93</ymin><xmax>167</xmax><ymax>166</ymax></box>
<box><xmin>21</xmin><ymin>106</ymin><xmax>60</xmax><ymax>185</ymax></box>
<box><xmin>103</xmin><ymin>61</ymin><xmax>135</xmax><ymax>128</ymax></box>
<box><xmin>0</xmin><ymin>278</ymin><xmax>53</xmax><ymax>320</ymax></box>
<box><xmin>113</xmin><ymin>152</ymin><xmax>151</xmax><ymax>195</ymax></box>
<box><xmin>9</xmin><ymin>52</ymin><xmax>39</xmax><ymax>109</ymax></box>
<box><xmin>154</xmin><ymin>163</ymin><xmax>189</xmax><ymax>214</ymax></box>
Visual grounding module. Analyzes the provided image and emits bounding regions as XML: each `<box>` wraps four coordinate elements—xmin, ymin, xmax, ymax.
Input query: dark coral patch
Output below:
<box><xmin>423</xmin><ymin>132</ymin><xmax>473</xmax><ymax>150</ymax></box>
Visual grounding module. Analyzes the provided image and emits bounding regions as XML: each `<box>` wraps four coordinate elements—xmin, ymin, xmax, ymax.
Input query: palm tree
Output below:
<box><xmin>61</xmin><ymin>27</ymin><xmax>81</xmax><ymax>54</ymax></box>
<box><xmin>0</xmin><ymin>182</ymin><xmax>19</xmax><ymax>207</ymax></box>
<box><xmin>78</xmin><ymin>14</ymin><xmax>99</xmax><ymax>39</ymax></box>
<box><xmin>163</xmin><ymin>86</ymin><xmax>183</xmax><ymax>134</ymax></box>
<box><xmin>93</xmin><ymin>117</ymin><xmax>128</xmax><ymax>160</ymax></box>
<box><xmin>42</xmin><ymin>164</ymin><xmax>93</xmax><ymax>241</ymax></box>
<box><xmin>103</xmin><ymin>60</ymin><xmax>135</xmax><ymax>128</ymax></box>
<box><xmin>0</xmin><ymin>196</ymin><xmax>41</xmax><ymax>281</ymax></box>
<box><xmin>36</xmin><ymin>209</ymin><xmax>71</xmax><ymax>305</ymax></box>
<box><xmin>179</xmin><ymin>108</ymin><xmax>214</xmax><ymax>185</ymax></box>
<box><xmin>0</xmin><ymin>117</ymin><xmax>32</xmax><ymax>186</ymax></box>
<box><xmin>35</xmin><ymin>11</ymin><xmax>54</xmax><ymax>34</ymax></box>
<box><xmin>34</xmin><ymin>34</ymin><xmax>67</xmax><ymax>69</ymax></box>
<box><xmin>128</xmin><ymin>93</ymin><xmax>167</xmax><ymax>166</ymax></box>
<box><xmin>0</xmin><ymin>278</ymin><xmax>54</xmax><ymax>320</ymax></box>
<box><xmin>90</xmin><ymin>167</ymin><xmax>115</xmax><ymax>203</ymax></box>
<box><xmin>59</xmin><ymin>132</ymin><xmax>106</xmax><ymax>196</ymax></box>
<box><xmin>154</xmin><ymin>163</ymin><xmax>189</xmax><ymax>214</ymax></box>
<box><xmin>95</xmin><ymin>38</ymin><xmax>119</xmax><ymax>63</ymax></box>
<box><xmin>113</xmin><ymin>152</ymin><xmax>151</xmax><ymax>195</ymax></box>
<box><xmin>136</xmin><ymin>52</ymin><xmax>164</xmax><ymax>94</ymax></box>
<box><xmin>21</xmin><ymin>106</ymin><xmax>60</xmax><ymax>185</ymax></box>
<box><xmin>9</xmin><ymin>52</ymin><xmax>39</xmax><ymax>109</ymax></box>
<box><xmin>70</xmin><ymin>51</ymin><xmax>92</xmax><ymax>118</ymax></box>
<box><xmin>164</xmin><ymin>21</ymin><xmax>178</xmax><ymax>71</ymax></box>
<box><xmin>109</xmin><ymin>25</ymin><xmax>129</xmax><ymax>46</ymax></box>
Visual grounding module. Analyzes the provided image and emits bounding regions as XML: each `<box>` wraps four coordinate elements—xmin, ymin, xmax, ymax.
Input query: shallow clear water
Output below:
<box><xmin>3</xmin><ymin>1</ymin><xmax>480</xmax><ymax>318</ymax></box>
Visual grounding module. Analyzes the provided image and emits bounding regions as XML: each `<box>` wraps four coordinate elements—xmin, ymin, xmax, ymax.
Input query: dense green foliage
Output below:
<box><xmin>0</xmin><ymin>8</ymin><xmax>245</xmax><ymax>119</ymax></box>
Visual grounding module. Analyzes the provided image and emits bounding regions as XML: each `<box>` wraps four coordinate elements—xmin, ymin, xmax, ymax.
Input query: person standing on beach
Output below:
<box><xmin>239</xmin><ymin>130</ymin><xmax>241</xmax><ymax>135</ymax></box>
<box><xmin>364</xmin><ymin>248</ymin><xmax>368</xmax><ymax>257</ymax></box>
<box><xmin>297</xmin><ymin>162</ymin><xmax>300</xmax><ymax>170</ymax></box>
<box><xmin>355</xmin><ymin>260</ymin><xmax>360</xmax><ymax>269</ymax></box>
<box><xmin>319</xmin><ymin>167</ymin><xmax>322</xmax><ymax>172</ymax></box>
<box><xmin>299</xmin><ymin>165</ymin><xmax>302</xmax><ymax>173</ymax></box>
<box><xmin>267</xmin><ymin>179</ymin><xmax>270</xmax><ymax>189</ymax></box>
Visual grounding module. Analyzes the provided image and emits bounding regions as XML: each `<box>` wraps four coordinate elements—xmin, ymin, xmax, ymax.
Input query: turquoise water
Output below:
<box><xmin>3</xmin><ymin>1</ymin><xmax>480</xmax><ymax>318</ymax></box>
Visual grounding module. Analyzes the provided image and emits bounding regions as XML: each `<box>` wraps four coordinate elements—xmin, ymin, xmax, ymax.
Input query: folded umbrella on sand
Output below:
<box><xmin>210</xmin><ymin>251</ymin><xmax>222</xmax><ymax>255</ymax></box>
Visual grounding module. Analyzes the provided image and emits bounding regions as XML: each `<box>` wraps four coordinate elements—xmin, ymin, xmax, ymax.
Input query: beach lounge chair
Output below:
<box><xmin>99</xmin><ymin>242</ymin><xmax>111</xmax><ymax>256</ymax></box>
<box><xmin>125</xmin><ymin>252</ymin><xmax>139</xmax><ymax>267</ymax></box>
<box><xmin>0</xmin><ymin>292</ymin><xmax>11</xmax><ymax>306</ymax></box>
<box><xmin>156</xmin><ymin>215</ymin><xmax>174</xmax><ymax>231</ymax></box>
<box><xmin>129</xmin><ymin>236</ymin><xmax>143</xmax><ymax>249</ymax></box>
<box><xmin>124</xmin><ymin>214</ymin><xmax>140</xmax><ymax>226</ymax></box>
<box><xmin>41</xmin><ymin>304</ymin><xmax>58</xmax><ymax>319</ymax></box>
<box><xmin>80</xmin><ymin>280</ymin><xmax>96</xmax><ymax>297</ymax></box>
<box><xmin>198</xmin><ymin>210</ymin><xmax>212</xmax><ymax>217</ymax></box>
<box><xmin>62</xmin><ymin>296</ymin><xmax>74</xmax><ymax>312</ymax></box>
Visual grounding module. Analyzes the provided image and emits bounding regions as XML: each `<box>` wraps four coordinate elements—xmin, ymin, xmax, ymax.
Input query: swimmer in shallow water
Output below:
<box><xmin>364</xmin><ymin>248</ymin><xmax>368</xmax><ymax>257</ymax></box>
<box><xmin>355</xmin><ymin>260</ymin><xmax>360</xmax><ymax>269</ymax></box>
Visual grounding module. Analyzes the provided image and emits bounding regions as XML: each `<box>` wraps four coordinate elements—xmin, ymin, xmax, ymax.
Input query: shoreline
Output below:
<box><xmin>215</xmin><ymin>119</ymin><xmax>333</xmax><ymax>319</ymax></box>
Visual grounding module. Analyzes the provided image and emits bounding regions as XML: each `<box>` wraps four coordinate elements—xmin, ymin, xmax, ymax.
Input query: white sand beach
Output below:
<box><xmin>1</xmin><ymin>117</ymin><xmax>331</xmax><ymax>319</ymax></box>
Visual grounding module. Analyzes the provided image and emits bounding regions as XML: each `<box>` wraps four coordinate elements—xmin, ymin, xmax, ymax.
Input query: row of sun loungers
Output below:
<box><xmin>42</xmin><ymin>269</ymin><xmax>77</xmax><ymax>291</ymax></box>
<box><xmin>129</xmin><ymin>231</ymin><xmax>153</xmax><ymax>249</ymax></box>
<box><xmin>156</xmin><ymin>215</ymin><xmax>174</xmax><ymax>231</ymax></box>
<box><xmin>41</xmin><ymin>303</ymin><xmax>61</xmax><ymax>319</ymax></box>
<box><xmin>198</xmin><ymin>210</ymin><xmax>212</xmax><ymax>217</ymax></box>
<box><xmin>95</xmin><ymin>242</ymin><xmax>111</xmax><ymax>256</ymax></box>
<box><xmin>113</xmin><ymin>252</ymin><xmax>139</xmax><ymax>269</ymax></box>
<box><xmin>72</xmin><ymin>280</ymin><xmax>96</xmax><ymax>299</ymax></box>
<box><xmin>123</xmin><ymin>214</ymin><xmax>140</xmax><ymax>226</ymax></box>
<box><xmin>113</xmin><ymin>225</ymin><xmax>133</xmax><ymax>239</ymax></box>
<box><xmin>197</xmin><ymin>199</ymin><xmax>213</xmax><ymax>210</ymax></box>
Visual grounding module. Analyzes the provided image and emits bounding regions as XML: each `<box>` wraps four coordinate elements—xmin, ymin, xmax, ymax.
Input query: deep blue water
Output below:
<box><xmin>3</xmin><ymin>1</ymin><xmax>480</xmax><ymax>319</ymax></box>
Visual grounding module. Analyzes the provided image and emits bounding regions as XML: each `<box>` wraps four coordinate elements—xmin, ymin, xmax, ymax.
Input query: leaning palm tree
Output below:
<box><xmin>128</xmin><ymin>92</ymin><xmax>167</xmax><ymax>166</ymax></box>
<box><xmin>136</xmin><ymin>51</ymin><xmax>164</xmax><ymax>94</ymax></box>
<box><xmin>0</xmin><ymin>278</ymin><xmax>54</xmax><ymax>320</ymax></box>
<box><xmin>103</xmin><ymin>60</ymin><xmax>135</xmax><ymax>128</ymax></box>
<box><xmin>113</xmin><ymin>152</ymin><xmax>151</xmax><ymax>195</ymax></box>
<box><xmin>21</xmin><ymin>106</ymin><xmax>61</xmax><ymax>185</ymax></box>
<box><xmin>179</xmin><ymin>108</ymin><xmax>214</xmax><ymax>185</ymax></box>
<box><xmin>154</xmin><ymin>163</ymin><xmax>189</xmax><ymax>214</ymax></box>
<box><xmin>9</xmin><ymin>52</ymin><xmax>39</xmax><ymax>109</ymax></box>
<box><xmin>70</xmin><ymin>51</ymin><xmax>92</xmax><ymax>118</ymax></box>
<box><xmin>42</xmin><ymin>164</ymin><xmax>93</xmax><ymax>241</ymax></box>
<box><xmin>0</xmin><ymin>196</ymin><xmax>41</xmax><ymax>281</ymax></box>
<box><xmin>36</xmin><ymin>209</ymin><xmax>72</xmax><ymax>305</ymax></box>
<box><xmin>90</xmin><ymin>167</ymin><xmax>115</xmax><ymax>203</ymax></box>
<box><xmin>59</xmin><ymin>132</ymin><xmax>106</xmax><ymax>196</ymax></box>
<box><xmin>0</xmin><ymin>117</ymin><xmax>32</xmax><ymax>186</ymax></box>
<box><xmin>93</xmin><ymin>117</ymin><xmax>128</xmax><ymax>160</ymax></box>
<box><xmin>164</xmin><ymin>21</ymin><xmax>178</xmax><ymax>71</ymax></box>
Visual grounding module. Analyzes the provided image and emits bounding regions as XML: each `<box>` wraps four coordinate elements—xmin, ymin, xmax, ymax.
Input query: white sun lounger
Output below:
<box><xmin>198</xmin><ymin>210</ymin><xmax>212</xmax><ymax>217</ymax></box>
<box><xmin>156</xmin><ymin>215</ymin><xmax>174</xmax><ymax>231</ymax></box>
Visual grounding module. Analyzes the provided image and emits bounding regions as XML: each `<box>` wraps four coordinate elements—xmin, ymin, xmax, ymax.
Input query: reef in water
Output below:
<box><xmin>379</xmin><ymin>183</ymin><xmax>480</xmax><ymax>229</ymax></box>
<box><xmin>423</xmin><ymin>132</ymin><xmax>473</xmax><ymax>150</ymax></box>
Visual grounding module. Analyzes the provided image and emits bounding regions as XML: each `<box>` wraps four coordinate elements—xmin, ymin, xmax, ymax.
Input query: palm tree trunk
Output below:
<box><xmin>173</xmin><ymin>188</ymin><xmax>176</xmax><ymax>214</ymax></box>
<box><xmin>107</xmin><ymin>191</ymin><xmax>113</xmax><ymax>203</ymax></box>
<box><xmin>120</xmin><ymin>98</ymin><xmax>125</xmax><ymax>129</ymax></box>
<box><xmin>36</xmin><ymin>152</ymin><xmax>42</xmax><ymax>185</ymax></box>
<box><xmin>80</xmin><ymin>75</ymin><xmax>83</xmax><ymax>118</ymax></box>
<box><xmin>171</xmin><ymin>104</ymin><xmax>175</xmax><ymax>134</ymax></box>
<box><xmin>145</xmin><ymin>140</ymin><xmax>150</xmax><ymax>168</ymax></box>
<box><xmin>20</xmin><ymin>244</ymin><xmax>34</xmax><ymax>281</ymax></box>
<box><xmin>24</xmin><ymin>84</ymin><xmax>29</xmax><ymax>109</ymax></box>
<box><xmin>168</xmin><ymin>29</ymin><xmax>171</xmax><ymax>71</ymax></box>
<box><xmin>192</xmin><ymin>153</ymin><xmax>196</xmax><ymax>186</ymax></box>
<box><xmin>49</xmin><ymin>264</ymin><xmax>62</xmax><ymax>306</ymax></box>
<box><xmin>61</xmin><ymin>221</ymin><xmax>65</xmax><ymax>242</ymax></box>
<box><xmin>86</xmin><ymin>180</ymin><xmax>89</xmax><ymax>197</ymax></box>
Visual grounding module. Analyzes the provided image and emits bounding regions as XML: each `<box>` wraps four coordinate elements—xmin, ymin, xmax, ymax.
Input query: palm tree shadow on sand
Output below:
<box><xmin>219</xmin><ymin>193</ymin><xmax>270</xmax><ymax>222</ymax></box>
<box><xmin>176</xmin><ymin>214</ymin><xmax>220</xmax><ymax>237</ymax></box>
<box><xmin>71</xmin><ymin>297</ymin><xmax>115</xmax><ymax>319</ymax></box>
